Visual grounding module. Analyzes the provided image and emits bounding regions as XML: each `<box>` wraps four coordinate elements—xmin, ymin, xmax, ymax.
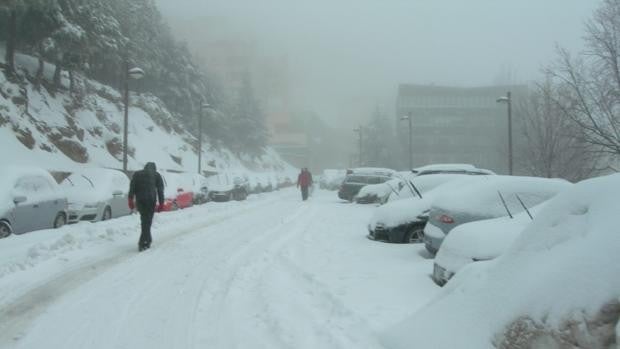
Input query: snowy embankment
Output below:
<box><xmin>0</xmin><ymin>47</ymin><xmax>296</xmax><ymax>179</ymax></box>
<box><xmin>383</xmin><ymin>174</ymin><xmax>620</xmax><ymax>349</ymax></box>
<box><xmin>0</xmin><ymin>189</ymin><xmax>442</xmax><ymax>348</ymax></box>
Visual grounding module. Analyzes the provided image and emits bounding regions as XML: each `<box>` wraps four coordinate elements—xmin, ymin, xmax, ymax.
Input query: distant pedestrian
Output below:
<box><xmin>297</xmin><ymin>168</ymin><xmax>313</xmax><ymax>201</ymax></box>
<box><xmin>128</xmin><ymin>162</ymin><xmax>164</xmax><ymax>251</ymax></box>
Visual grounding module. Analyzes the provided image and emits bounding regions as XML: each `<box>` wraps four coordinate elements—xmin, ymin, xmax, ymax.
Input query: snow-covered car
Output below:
<box><xmin>412</xmin><ymin>163</ymin><xmax>495</xmax><ymax>176</ymax></box>
<box><xmin>354</xmin><ymin>178</ymin><xmax>404</xmax><ymax>204</ymax></box>
<box><xmin>61</xmin><ymin>168</ymin><xmax>131</xmax><ymax>223</ymax></box>
<box><xmin>208</xmin><ymin>177</ymin><xmax>248</xmax><ymax>202</ymax></box>
<box><xmin>337</xmin><ymin>168</ymin><xmax>395</xmax><ymax>201</ymax></box>
<box><xmin>179</xmin><ymin>173</ymin><xmax>210</xmax><ymax>204</ymax></box>
<box><xmin>319</xmin><ymin>169</ymin><xmax>347</xmax><ymax>190</ymax></box>
<box><xmin>160</xmin><ymin>171</ymin><xmax>194</xmax><ymax>211</ymax></box>
<box><xmin>0</xmin><ymin>166</ymin><xmax>67</xmax><ymax>238</ymax></box>
<box><xmin>432</xmin><ymin>202</ymin><xmax>549</xmax><ymax>286</ymax></box>
<box><xmin>208</xmin><ymin>183</ymin><xmax>235</xmax><ymax>202</ymax></box>
<box><xmin>423</xmin><ymin>176</ymin><xmax>571</xmax><ymax>255</ymax></box>
<box><xmin>383</xmin><ymin>174</ymin><xmax>620</xmax><ymax>349</ymax></box>
<box><xmin>368</xmin><ymin>175</ymin><xmax>485</xmax><ymax>243</ymax></box>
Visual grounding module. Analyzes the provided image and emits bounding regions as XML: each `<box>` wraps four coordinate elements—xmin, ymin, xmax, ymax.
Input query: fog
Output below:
<box><xmin>156</xmin><ymin>0</ymin><xmax>596</xmax><ymax>129</ymax></box>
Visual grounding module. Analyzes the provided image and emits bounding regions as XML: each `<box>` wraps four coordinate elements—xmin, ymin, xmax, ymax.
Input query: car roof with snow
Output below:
<box><xmin>431</xmin><ymin>175</ymin><xmax>571</xmax><ymax>217</ymax></box>
<box><xmin>347</xmin><ymin>167</ymin><xmax>395</xmax><ymax>176</ymax></box>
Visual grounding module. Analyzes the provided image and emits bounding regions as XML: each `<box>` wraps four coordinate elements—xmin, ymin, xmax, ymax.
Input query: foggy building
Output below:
<box><xmin>396</xmin><ymin>84</ymin><xmax>527</xmax><ymax>174</ymax></box>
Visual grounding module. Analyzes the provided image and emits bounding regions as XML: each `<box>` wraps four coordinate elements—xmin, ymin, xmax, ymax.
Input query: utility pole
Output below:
<box><xmin>401</xmin><ymin>112</ymin><xmax>413</xmax><ymax>170</ymax></box>
<box><xmin>497</xmin><ymin>91</ymin><xmax>513</xmax><ymax>175</ymax></box>
<box><xmin>122</xmin><ymin>61</ymin><xmax>129</xmax><ymax>172</ymax></box>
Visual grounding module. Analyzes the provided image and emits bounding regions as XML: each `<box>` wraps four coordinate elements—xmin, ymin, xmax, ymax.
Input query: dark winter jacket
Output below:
<box><xmin>129</xmin><ymin>162</ymin><xmax>164</xmax><ymax>208</ymax></box>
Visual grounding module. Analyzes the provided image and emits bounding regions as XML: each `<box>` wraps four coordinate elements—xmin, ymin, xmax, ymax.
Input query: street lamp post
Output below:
<box><xmin>353</xmin><ymin>126</ymin><xmax>363</xmax><ymax>166</ymax></box>
<box><xmin>401</xmin><ymin>112</ymin><xmax>413</xmax><ymax>170</ymax></box>
<box><xmin>198</xmin><ymin>101</ymin><xmax>212</xmax><ymax>174</ymax></box>
<box><xmin>122</xmin><ymin>64</ymin><xmax>145</xmax><ymax>172</ymax></box>
<box><xmin>496</xmin><ymin>91</ymin><xmax>513</xmax><ymax>175</ymax></box>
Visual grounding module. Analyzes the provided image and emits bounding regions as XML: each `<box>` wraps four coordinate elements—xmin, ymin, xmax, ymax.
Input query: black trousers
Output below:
<box><xmin>137</xmin><ymin>202</ymin><xmax>155</xmax><ymax>247</ymax></box>
<box><xmin>301</xmin><ymin>186</ymin><xmax>309</xmax><ymax>200</ymax></box>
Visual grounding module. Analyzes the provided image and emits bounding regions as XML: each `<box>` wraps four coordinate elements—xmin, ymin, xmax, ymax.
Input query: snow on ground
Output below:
<box><xmin>0</xmin><ymin>189</ymin><xmax>440</xmax><ymax>348</ymax></box>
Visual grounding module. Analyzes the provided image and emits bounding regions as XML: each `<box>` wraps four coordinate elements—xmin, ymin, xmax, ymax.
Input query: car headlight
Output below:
<box><xmin>84</xmin><ymin>202</ymin><xmax>99</xmax><ymax>209</ymax></box>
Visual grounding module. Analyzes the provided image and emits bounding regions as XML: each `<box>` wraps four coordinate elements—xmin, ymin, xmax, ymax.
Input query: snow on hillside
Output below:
<box><xmin>0</xmin><ymin>50</ymin><xmax>296</xmax><ymax>180</ymax></box>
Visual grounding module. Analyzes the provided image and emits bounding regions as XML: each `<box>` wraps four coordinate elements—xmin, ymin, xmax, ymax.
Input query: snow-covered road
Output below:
<box><xmin>0</xmin><ymin>189</ymin><xmax>440</xmax><ymax>349</ymax></box>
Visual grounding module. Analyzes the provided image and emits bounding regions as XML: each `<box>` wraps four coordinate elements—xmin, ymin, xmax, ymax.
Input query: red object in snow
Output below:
<box><xmin>297</xmin><ymin>171</ymin><xmax>313</xmax><ymax>187</ymax></box>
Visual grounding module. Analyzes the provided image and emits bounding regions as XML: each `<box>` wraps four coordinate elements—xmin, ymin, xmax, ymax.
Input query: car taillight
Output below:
<box><xmin>438</xmin><ymin>214</ymin><xmax>454</xmax><ymax>224</ymax></box>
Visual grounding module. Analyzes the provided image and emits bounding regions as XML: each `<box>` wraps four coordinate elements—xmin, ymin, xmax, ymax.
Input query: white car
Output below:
<box><xmin>0</xmin><ymin>165</ymin><xmax>67</xmax><ymax>237</ymax></box>
<box><xmin>433</xmin><ymin>203</ymin><xmax>547</xmax><ymax>286</ymax></box>
<box><xmin>61</xmin><ymin>168</ymin><xmax>131</xmax><ymax>223</ymax></box>
<box><xmin>424</xmin><ymin>176</ymin><xmax>571</xmax><ymax>256</ymax></box>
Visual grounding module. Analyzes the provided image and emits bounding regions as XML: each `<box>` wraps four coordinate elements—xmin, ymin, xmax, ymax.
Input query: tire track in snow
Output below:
<box><xmin>0</xmin><ymin>193</ymin><xmax>290</xmax><ymax>347</ymax></box>
<box><xmin>190</xmin><ymin>201</ymin><xmax>384</xmax><ymax>349</ymax></box>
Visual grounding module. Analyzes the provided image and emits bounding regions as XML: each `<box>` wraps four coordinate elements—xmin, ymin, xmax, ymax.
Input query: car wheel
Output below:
<box><xmin>102</xmin><ymin>206</ymin><xmax>112</xmax><ymax>221</ymax></box>
<box><xmin>172</xmin><ymin>201</ymin><xmax>179</xmax><ymax>210</ymax></box>
<box><xmin>404</xmin><ymin>225</ymin><xmax>425</xmax><ymax>243</ymax></box>
<box><xmin>0</xmin><ymin>220</ymin><xmax>12</xmax><ymax>238</ymax></box>
<box><xmin>53</xmin><ymin>213</ymin><xmax>66</xmax><ymax>229</ymax></box>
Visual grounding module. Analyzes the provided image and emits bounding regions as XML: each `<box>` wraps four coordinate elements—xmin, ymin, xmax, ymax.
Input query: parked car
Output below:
<box><xmin>319</xmin><ymin>169</ymin><xmax>347</xmax><ymax>190</ymax></box>
<box><xmin>208</xmin><ymin>175</ymin><xmax>249</xmax><ymax>202</ymax></box>
<box><xmin>338</xmin><ymin>168</ymin><xmax>395</xmax><ymax>201</ymax></box>
<box><xmin>423</xmin><ymin>176</ymin><xmax>571</xmax><ymax>255</ymax></box>
<box><xmin>61</xmin><ymin>168</ymin><xmax>131</xmax><ymax>223</ymax></box>
<box><xmin>354</xmin><ymin>177</ymin><xmax>405</xmax><ymax>204</ymax></box>
<box><xmin>160</xmin><ymin>171</ymin><xmax>194</xmax><ymax>211</ymax></box>
<box><xmin>0</xmin><ymin>166</ymin><xmax>67</xmax><ymax>238</ymax></box>
<box><xmin>179</xmin><ymin>173</ymin><xmax>210</xmax><ymax>205</ymax></box>
<box><xmin>368</xmin><ymin>175</ymin><xmax>485</xmax><ymax>243</ymax></box>
<box><xmin>412</xmin><ymin>163</ymin><xmax>495</xmax><ymax>176</ymax></box>
<box><xmin>432</xmin><ymin>202</ymin><xmax>549</xmax><ymax>286</ymax></box>
<box><xmin>232</xmin><ymin>175</ymin><xmax>250</xmax><ymax>199</ymax></box>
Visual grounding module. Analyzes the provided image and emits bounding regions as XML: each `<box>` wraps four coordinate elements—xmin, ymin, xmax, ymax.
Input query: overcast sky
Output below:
<box><xmin>156</xmin><ymin>0</ymin><xmax>600</xmax><ymax>127</ymax></box>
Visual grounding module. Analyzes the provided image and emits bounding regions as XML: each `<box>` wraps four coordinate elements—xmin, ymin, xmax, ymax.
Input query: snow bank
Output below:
<box><xmin>383</xmin><ymin>173</ymin><xmax>620</xmax><ymax>349</ymax></box>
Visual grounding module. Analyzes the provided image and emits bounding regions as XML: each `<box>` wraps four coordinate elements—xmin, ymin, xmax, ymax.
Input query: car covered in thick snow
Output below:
<box><xmin>423</xmin><ymin>176</ymin><xmax>571</xmax><ymax>255</ymax></box>
<box><xmin>368</xmin><ymin>175</ymin><xmax>486</xmax><ymax>243</ymax></box>
<box><xmin>160</xmin><ymin>171</ymin><xmax>194</xmax><ymax>211</ymax></box>
<box><xmin>354</xmin><ymin>178</ymin><xmax>404</xmax><ymax>204</ymax></box>
<box><xmin>337</xmin><ymin>168</ymin><xmax>395</xmax><ymax>202</ymax></box>
<box><xmin>61</xmin><ymin>168</ymin><xmax>131</xmax><ymax>223</ymax></box>
<box><xmin>208</xmin><ymin>177</ymin><xmax>249</xmax><ymax>202</ymax></box>
<box><xmin>432</xmin><ymin>202</ymin><xmax>549</xmax><ymax>286</ymax></box>
<box><xmin>0</xmin><ymin>166</ymin><xmax>67</xmax><ymax>238</ymax></box>
<box><xmin>412</xmin><ymin>163</ymin><xmax>495</xmax><ymax>176</ymax></box>
<box><xmin>382</xmin><ymin>174</ymin><xmax>620</xmax><ymax>349</ymax></box>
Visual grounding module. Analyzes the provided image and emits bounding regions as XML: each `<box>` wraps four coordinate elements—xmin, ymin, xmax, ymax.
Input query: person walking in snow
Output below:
<box><xmin>128</xmin><ymin>162</ymin><xmax>165</xmax><ymax>251</ymax></box>
<box><xmin>297</xmin><ymin>168</ymin><xmax>313</xmax><ymax>201</ymax></box>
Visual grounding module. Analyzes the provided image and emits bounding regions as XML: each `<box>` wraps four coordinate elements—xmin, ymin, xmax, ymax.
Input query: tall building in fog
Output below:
<box><xmin>396</xmin><ymin>84</ymin><xmax>527</xmax><ymax>174</ymax></box>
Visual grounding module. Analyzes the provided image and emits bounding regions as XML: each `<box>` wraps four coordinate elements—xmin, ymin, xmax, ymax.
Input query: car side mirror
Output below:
<box><xmin>13</xmin><ymin>196</ymin><xmax>27</xmax><ymax>204</ymax></box>
<box><xmin>112</xmin><ymin>190</ymin><xmax>123</xmax><ymax>196</ymax></box>
<box><xmin>177</xmin><ymin>188</ymin><xmax>184</xmax><ymax>193</ymax></box>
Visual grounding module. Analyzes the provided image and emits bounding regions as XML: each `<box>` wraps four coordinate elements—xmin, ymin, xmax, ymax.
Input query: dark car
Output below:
<box><xmin>338</xmin><ymin>171</ymin><xmax>393</xmax><ymax>201</ymax></box>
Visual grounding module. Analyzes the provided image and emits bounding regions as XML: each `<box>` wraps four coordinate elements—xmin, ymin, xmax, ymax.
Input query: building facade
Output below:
<box><xmin>396</xmin><ymin>84</ymin><xmax>526</xmax><ymax>174</ymax></box>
